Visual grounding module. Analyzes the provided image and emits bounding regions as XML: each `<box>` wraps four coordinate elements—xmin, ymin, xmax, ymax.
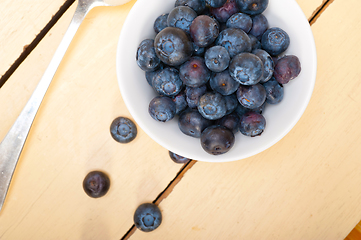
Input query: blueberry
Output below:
<box><xmin>261</xmin><ymin>27</ymin><xmax>290</xmax><ymax>56</ymax></box>
<box><xmin>178</xmin><ymin>109</ymin><xmax>213</xmax><ymax>137</ymax></box>
<box><xmin>235</xmin><ymin>0</ymin><xmax>268</xmax><ymax>16</ymax></box>
<box><xmin>229</xmin><ymin>52</ymin><xmax>264</xmax><ymax>85</ymax></box>
<box><xmin>185</xmin><ymin>85</ymin><xmax>208</xmax><ymax>108</ymax></box>
<box><xmin>210</xmin><ymin>0</ymin><xmax>239</xmax><ymax>23</ymax></box>
<box><xmin>224</xmin><ymin>93</ymin><xmax>239</xmax><ymax>114</ymax></box>
<box><xmin>190</xmin><ymin>15</ymin><xmax>219</xmax><ymax>47</ymax></box>
<box><xmin>172</xmin><ymin>89</ymin><xmax>188</xmax><ymax>114</ymax></box>
<box><xmin>83</xmin><ymin>171</ymin><xmax>110</xmax><ymax>198</ymax></box>
<box><xmin>239</xmin><ymin>111</ymin><xmax>266</xmax><ymax>137</ymax></box>
<box><xmin>215</xmin><ymin>28</ymin><xmax>251</xmax><ymax>58</ymax></box>
<box><xmin>154</xmin><ymin>27</ymin><xmax>193</xmax><ymax>66</ymax></box>
<box><xmin>169</xmin><ymin>151</ymin><xmax>191</xmax><ymax>163</ymax></box>
<box><xmin>236</xmin><ymin>83</ymin><xmax>266</xmax><ymax>109</ymax></box>
<box><xmin>145</xmin><ymin>63</ymin><xmax>165</xmax><ymax>87</ymax></box>
<box><xmin>210</xmin><ymin>70</ymin><xmax>240</xmax><ymax>95</ymax></box>
<box><xmin>204</xmin><ymin>46</ymin><xmax>230</xmax><ymax>73</ymax></box>
<box><xmin>273</xmin><ymin>55</ymin><xmax>301</xmax><ymax>84</ymax></box>
<box><xmin>136</xmin><ymin>39</ymin><xmax>161</xmax><ymax>71</ymax></box>
<box><xmin>152</xmin><ymin>67</ymin><xmax>183</xmax><ymax>97</ymax></box>
<box><xmin>200</xmin><ymin>125</ymin><xmax>235</xmax><ymax>155</ymax></box>
<box><xmin>226</xmin><ymin>12</ymin><xmax>252</xmax><ymax>33</ymax></box>
<box><xmin>179</xmin><ymin>56</ymin><xmax>211</xmax><ymax>87</ymax></box>
<box><xmin>154</xmin><ymin>13</ymin><xmax>169</xmax><ymax>34</ymax></box>
<box><xmin>192</xmin><ymin>42</ymin><xmax>205</xmax><ymax>56</ymax></box>
<box><xmin>206</xmin><ymin>0</ymin><xmax>227</xmax><ymax>8</ymax></box>
<box><xmin>248</xmin><ymin>34</ymin><xmax>262</xmax><ymax>50</ymax></box>
<box><xmin>175</xmin><ymin>0</ymin><xmax>207</xmax><ymax>14</ymax></box>
<box><xmin>262</xmin><ymin>77</ymin><xmax>284</xmax><ymax>104</ymax></box>
<box><xmin>110</xmin><ymin>117</ymin><xmax>138</xmax><ymax>143</ymax></box>
<box><xmin>235</xmin><ymin>103</ymin><xmax>249</xmax><ymax>117</ymax></box>
<box><xmin>252</xmin><ymin>49</ymin><xmax>274</xmax><ymax>83</ymax></box>
<box><xmin>198</xmin><ymin>92</ymin><xmax>227</xmax><ymax>120</ymax></box>
<box><xmin>148</xmin><ymin>96</ymin><xmax>176</xmax><ymax>122</ymax></box>
<box><xmin>134</xmin><ymin>203</ymin><xmax>162</xmax><ymax>232</ymax></box>
<box><xmin>249</xmin><ymin>14</ymin><xmax>268</xmax><ymax>40</ymax></box>
<box><xmin>167</xmin><ymin>6</ymin><xmax>198</xmax><ymax>34</ymax></box>
<box><xmin>216</xmin><ymin>112</ymin><xmax>240</xmax><ymax>133</ymax></box>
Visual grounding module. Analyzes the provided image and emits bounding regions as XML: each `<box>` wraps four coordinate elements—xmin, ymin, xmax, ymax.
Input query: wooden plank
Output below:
<box><xmin>295</xmin><ymin>0</ymin><xmax>324</xmax><ymax>20</ymax></box>
<box><xmin>0</xmin><ymin>0</ymin><xmax>69</xmax><ymax>78</ymax></box>
<box><xmin>130</xmin><ymin>0</ymin><xmax>361</xmax><ymax>239</ymax></box>
<box><xmin>0</xmin><ymin>1</ymin><xmax>188</xmax><ymax>239</ymax></box>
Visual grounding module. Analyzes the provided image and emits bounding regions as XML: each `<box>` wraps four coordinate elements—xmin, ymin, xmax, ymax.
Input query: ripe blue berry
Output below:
<box><xmin>201</xmin><ymin>125</ymin><xmax>235</xmax><ymax>155</ymax></box>
<box><xmin>167</xmin><ymin>6</ymin><xmax>197</xmax><ymax>34</ymax></box>
<box><xmin>198</xmin><ymin>92</ymin><xmax>227</xmax><ymax>120</ymax></box>
<box><xmin>236</xmin><ymin>83</ymin><xmax>266</xmax><ymax>109</ymax></box>
<box><xmin>179</xmin><ymin>56</ymin><xmax>211</xmax><ymax>87</ymax></box>
<box><xmin>261</xmin><ymin>27</ymin><xmax>290</xmax><ymax>56</ymax></box>
<box><xmin>134</xmin><ymin>203</ymin><xmax>162</xmax><ymax>232</ymax></box>
<box><xmin>239</xmin><ymin>111</ymin><xmax>266</xmax><ymax>137</ymax></box>
<box><xmin>154</xmin><ymin>13</ymin><xmax>169</xmax><ymax>34</ymax></box>
<box><xmin>149</xmin><ymin>96</ymin><xmax>176</xmax><ymax>122</ymax></box>
<box><xmin>110</xmin><ymin>117</ymin><xmax>137</xmax><ymax>143</ymax></box>
<box><xmin>83</xmin><ymin>171</ymin><xmax>110</xmax><ymax>198</ymax></box>
<box><xmin>204</xmin><ymin>46</ymin><xmax>230</xmax><ymax>73</ymax></box>
<box><xmin>215</xmin><ymin>28</ymin><xmax>251</xmax><ymax>58</ymax></box>
<box><xmin>229</xmin><ymin>52</ymin><xmax>264</xmax><ymax>85</ymax></box>
<box><xmin>273</xmin><ymin>55</ymin><xmax>301</xmax><ymax>84</ymax></box>
<box><xmin>136</xmin><ymin>39</ymin><xmax>161</xmax><ymax>72</ymax></box>
<box><xmin>169</xmin><ymin>151</ymin><xmax>191</xmax><ymax>163</ymax></box>
<box><xmin>263</xmin><ymin>77</ymin><xmax>284</xmax><ymax>104</ymax></box>
<box><xmin>190</xmin><ymin>15</ymin><xmax>219</xmax><ymax>47</ymax></box>
<box><xmin>235</xmin><ymin>0</ymin><xmax>269</xmax><ymax>16</ymax></box>
<box><xmin>178</xmin><ymin>109</ymin><xmax>212</xmax><ymax>138</ymax></box>
<box><xmin>152</xmin><ymin>67</ymin><xmax>183</xmax><ymax>97</ymax></box>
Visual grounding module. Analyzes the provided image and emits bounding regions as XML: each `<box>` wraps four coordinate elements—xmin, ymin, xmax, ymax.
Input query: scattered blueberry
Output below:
<box><xmin>185</xmin><ymin>85</ymin><xmax>208</xmax><ymax>108</ymax></box>
<box><xmin>210</xmin><ymin>0</ymin><xmax>239</xmax><ymax>23</ymax></box>
<box><xmin>178</xmin><ymin>109</ymin><xmax>213</xmax><ymax>137</ymax></box>
<box><xmin>169</xmin><ymin>151</ymin><xmax>191</xmax><ymax>163</ymax></box>
<box><xmin>239</xmin><ymin>111</ymin><xmax>266</xmax><ymax>137</ymax></box>
<box><xmin>273</xmin><ymin>55</ymin><xmax>301</xmax><ymax>84</ymax></box>
<box><xmin>201</xmin><ymin>125</ymin><xmax>235</xmax><ymax>155</ymax></box>
<box><xmin>83</xmin><ymin>171</ymin><xmax>110</xmax><ymax>198</ymax></box>
<box><xmin>175</xmin><ymin>0</ymin><xmax>207</xmax><ymax>14</ymax></box>
<box><xmin>206</xmin><ymin>0</ymin><xmax>228</xmax><ymax>8</ymax></box>
<box><xmin>136</xmin><ymin>39</ymin><xmax>161</xmax><ymax>71</ymax></box>
<box><xmin>154</xmin><ymin>27</ymin><xmax>193</xmax><ymax>66</ymax></box>
<box><xmin>262</xmin><ymin>77</ymin><xmax>284</xmax><ymax>104</ymax></box>
<box><xmin>110</xmin><ymin>117</ymin><xmax>138</xmax><ymax>143</ymax></box>
<box><xmin>190</xmin><ymin>15</ymin><xmax>219</xmax><ymax>47</ymax></box>
<box><xmin>167</xmin><ymin>6</ymin><xmax>198</xmax><ymax>34</ymax></box>
<box><xmin>204</xmin><ymin>46</ymin><xmax>230</xmax><ymax>72</ymax></box>
<box><xmin>134</xmin><ymin>203</ymin><xmax>162</xmax><ymax>232</ymax></box>
<box><xmin>179</xmin><ymin>56</ymin><xmax>211</xmax><ymax>87</ymax></box>
<box><xmin>215</xmin><ymin>28</ymin><xmax>251</xmax><ymax>58</ymax></box>
<box><xmin>154</xmin><ymin>13</ymin><xmax>169</xmax><ymax>34</ymax></box>
<box><xmin>210</xmin><ymin>70</ymin><xmax>240</xmax><ymax>95</ymax></box>
<box><xmin>235</xmin><ymin>0</ymin><xmax>269</xmax><ymax>15</ymax></box>
<box><xmin>252</xmin><ymin>49</ymin><xmax>274</xmax><ymax>83</ymax></box>
<box><xmin>226</xmin><ymin>12</ymin><xmax>252</xmax><ymax>33</ymax></box>
<box><xmin>229</xmin><ymin>52</ymin><xmax>264</xmax><ymax>85</ymax></box>
<box><xmin>149</xmin><ymin>96</ymin><xmax>176</xmax><ymax>122</ymax></box>
<box><xmin>249</xmin><ymin>14</ymin><xmax>268</xmax><ymax>40</ymax></box>
<box><xmin>261</xmin><ymin>27</ymin><xmax>290</xmax><ymax>56</ymax></box>
<box><xmin>198</xmin><ymin>92</ymin><xmax>227</xmax><ymax>120</ymax></box>
<box><xmin>236</xmin><ymin>83</ymin><xmax>266</xmax><ymax>109</ymax></box>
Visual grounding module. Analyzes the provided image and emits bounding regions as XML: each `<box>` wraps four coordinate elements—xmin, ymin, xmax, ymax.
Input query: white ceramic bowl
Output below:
<box><xmin>116</xmin><ymin>0</ymin><xmax>317</xmax><ymax>162</ymax></box>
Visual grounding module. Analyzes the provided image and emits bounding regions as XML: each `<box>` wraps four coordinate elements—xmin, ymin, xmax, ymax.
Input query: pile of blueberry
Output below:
<box><xmin>136</xmin><ymin>0</ymin><xmax>301</xmax><ymax>156</ymax></box>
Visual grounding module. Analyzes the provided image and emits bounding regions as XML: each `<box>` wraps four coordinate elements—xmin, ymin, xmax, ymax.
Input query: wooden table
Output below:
<box><xmin>1</xmin><ymin>0</ymin><xmax>361</xmax><ymax>239</ymax></box>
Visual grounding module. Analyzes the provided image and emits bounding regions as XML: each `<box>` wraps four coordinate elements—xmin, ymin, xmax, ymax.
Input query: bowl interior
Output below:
<box><xmin>116</xmin><ymin>0</ymin><xmax>317</xmax><ymax>162</ymax></box>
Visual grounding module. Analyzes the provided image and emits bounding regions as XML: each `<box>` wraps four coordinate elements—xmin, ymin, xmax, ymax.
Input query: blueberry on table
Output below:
<box><xmin>167</xmin><ymin>6</ymin><xmax>197</xmax><ymax>34</ymax></box>
<box><xmin>210</xmin><ymin>0</ymin><xmax>239</xmax><ymax>23</ymax></box>
<box><xmin>83</xmin><ymin>171</ymin><xmax>110</xmax><ymax>198</ymax></box>
<box><xmin>185</xmin><ymin>85</ymin><xmax>208</xmax><ymax>108</ymax></box>
<box><xmin>179</xmin><ymin>56</ymin><xmax>211</xmax><ymax>87</ymax></box>
<box><xmin>215</xmin><ymin>28</ymin><xmax>251</xmax><ymax>58</ymax></box>
<box><xmin>273</xmin><ymin>55</ymin><xmax>301</xmax><ymax>84</ymax></box>
<box><xmin>235</xmin><ymin>0</ymin><xmax>269</xmax><ymax>16</ymax></box>
<box><xmin>190</xmin><ymin>15</ymin><xmax>220</xmax><ymax>48</ymax></box>
<box><xmin>261</xmin><ymin>27</ymin><xmax>290</xmax><ymax>56</ymax></box>
<box><xmin>153</xmin><ymin>13</ymin><xmax>169</xmax><ymax>34</ymax></box>
<box><xmin>136</xmin><ymin>39</ymin><xmax>160</xmax><ymax>72</ymax></box>
<box><xmin>169</xmin><ymin>151</ymin><xmax>191</xmax><ymax>163</ymax></box>
<box><xmin>229</xmin><ymin>52</ymin><xmax>264</xmax><ymax>85</ymax></box>
<box><xmin>178</xmin><ymin>109</ymin><xmax>213</xmax><ymax>138</ymax></box>
<box><xmin>152</xmin><ymin>67</ymin><xmax>183</xmax><ymax>97</ymax></box>
<box><xmin>237</xmin><ymin>83</ymin><xmax>266</xmax><ymax>109</ymax></box>
<box><xmin>239</xmin><ymin>111</ymin><xmax>266</xmax><ymax>137</ymax></box>
<box><xmin>206</xmin><ymin>0</ymin><xmax>227</xmax><ymax>8</ymax></box>
<box><xmin>210</xmin><ymin>70</ymin><xmax>240</xmax><ymax>95</ymax></box>
<box><xmin>252</xmin><ymin>49</ymin><xmax>274</xmax><ymax>83</ymax></box>
<box><xmin>154</xmin><ymin>27</ymin><xmax>192</xmax><ymax>66</ymax></box>
<box><xmin>149</xmin><ymin>96</ymin><xmax>176</xmax><ymax>122</ymax></box>
<box><xmin>226</xmin><ymin>12</ymin><xmax>253</xmax><ymax>33</ymax></box>
<box><xmin>249</xmin><ymin>14</ymin><xmax>268</xmax><ymax>40</ymax></box>
<box><xmin>263</xmin><ymin>77</ymin><xmax>284</xmax><ymax>104</ymax></box>
<box><xmin>110</xmin><ymin>117</ymin><xmax>137</xmax><ymax>143</ymax></box>
<box><xmin>204</xmin><ymin>46</ymin><xmax>230</xmax><ymax>73</ymax></box>
<box><xmin>201</xmin><ymin>125</ymin><xmax>235</xmax><ymax>155</ymax></box>
<box><xmin>134</xmin><ymin>203</ymin><xmax>162</xmax><ymax>232</ymax></box>
<box><xmin>175</xmin><ymin>0</ymin><xmax>207</xmax><ymax>14</ymax></box>
<box><xmin>198</xmin><ymin>92</ymin><xmax>227</xmax><ymax>120</ymax></box>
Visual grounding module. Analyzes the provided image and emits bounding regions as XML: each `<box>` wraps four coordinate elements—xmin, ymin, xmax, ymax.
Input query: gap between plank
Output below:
<box><xmin>0</xmin><ymin>0</ymin><xmax>76</xmax><ymax>88</ymax></box>
<box><xmin>120</xmin><ymin>160</ymin><xmax>197</xmax><ymax>240</ymax></box>
<box><xmin>308</xmin><ymin>0</ymin><xmax>334</xmax><ymax>25</ymax></box>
